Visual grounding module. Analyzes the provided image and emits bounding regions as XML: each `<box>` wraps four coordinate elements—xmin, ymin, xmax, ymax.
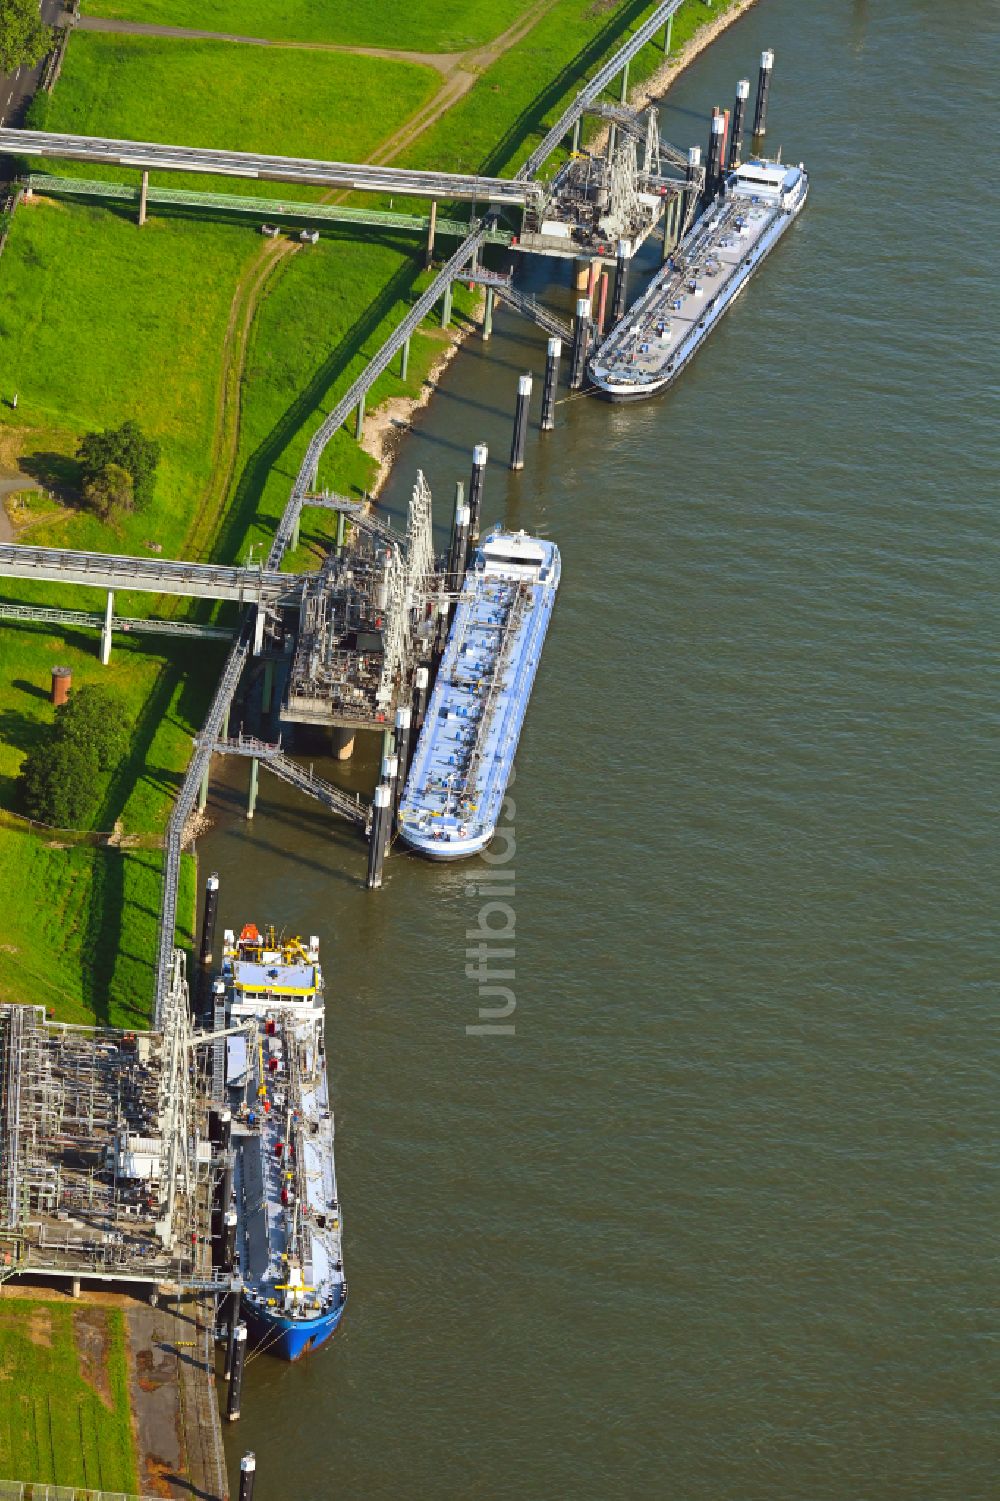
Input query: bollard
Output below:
<box><xmin>540</xmin><ymin>338</ymin><xmax>561</xmax><ymax>431</ymax></box>
<box><xmin>196</xmin><ymin>872</ymin><xmax>219</xmax><ymax>1012</ymax></box>
<box><xmin>366</xmin><ymin>784</ymin><xmax>391</xmax><ymax>890</ymax></box>
<box><xmin>569</xmin><ymin>297</ymin><xmax>591</xmax><ymax>390</ymax></box>
<box><xmin>412</xmin><ymin>665</ymin><xmax>430</xmax><ymax>733</ymax></box>
<box><xmin>221</xmin><ymin>1208</ymin><xmax>237</xmax><ymax>1270</ymax></box>
<box><xmin>509</xmin><ymin>374</ymin><xmax>532</xmax><ymax>471</ymax></box>
<box><xmin>752</xmin><ymin>50</ymin><xmax>774</xmax><ymax>147</ymax></box>
<box><xmin>223</xmin><ymin>1287</ymin><xmax>240</xmax><ymax>1380</ymax></box>
<box><xmin>467</xmin><ymin>444</ymin><xmax>487</xmax><ymax>545</ymax></box>
<box><xmin>684</xmin><ymin>145</ymin><xmax>702</xmax><ymax>230</ymax></box>
<box><xmin>239</xmin><ymin>1454</ymin><xmax>256</xmax><ymax>1501</ymax></box>
<box><xmin>612</xmin><ymin>243</ymin><xmax>629</xmax><ymax>325</ymax></box>
<box><xmin>729</xmin><ymin>79</ymin><xmax>750</xmax><ymax>168</ymax></box>
<box><xmin>596</xmin><ymin>272</ymin><xmax>609</xmax><ymax>337</ymax></box>
<box><xmin>227</xmin><ymin>1324</ymin><xmax>247</xmax><ymax>1422</ymax></box>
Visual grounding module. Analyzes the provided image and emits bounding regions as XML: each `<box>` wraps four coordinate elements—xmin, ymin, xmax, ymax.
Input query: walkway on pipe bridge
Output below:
<box><xmin>0</xmin><ymin>542</ymin><xmax>299</xmax><ymax>602</ymax></box>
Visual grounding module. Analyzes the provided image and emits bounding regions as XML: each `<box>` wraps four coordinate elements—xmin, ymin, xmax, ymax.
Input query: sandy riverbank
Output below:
<box><xmin>359</xmin><ymin>308</ymin><xmax>482</xmax><ymax>498</ymax></box>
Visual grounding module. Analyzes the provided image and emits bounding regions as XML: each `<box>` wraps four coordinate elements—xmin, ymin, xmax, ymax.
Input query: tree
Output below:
<box><xmin>0</xmin><ymin>0</ymin><xmax>52</xmax><ymax>75</ymax></box>
<box><xmin>77</xmin><ymin>420</ymin><xmax>161</xmax><ymax>512</ymax></box>
<box><xmin>83</xmin><ymin>461</ymin><xmax>134</xmax><ymax>521</ymax></box>
<box><xmin>18</xmin><ymin>686</ymin><xmax>133</xmax><ymax>827</ymax></box>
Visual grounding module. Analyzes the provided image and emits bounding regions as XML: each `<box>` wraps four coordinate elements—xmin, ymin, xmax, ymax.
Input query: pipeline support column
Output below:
<box><xmin>100</xmin><ymin>590</ymin><xmax>114</xmax><ymax>665</ymax></box>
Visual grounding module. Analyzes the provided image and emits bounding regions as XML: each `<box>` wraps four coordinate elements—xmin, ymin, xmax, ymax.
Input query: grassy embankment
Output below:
<box><xmin>0</xmin><ymin>37</ymin><xmax>441</xmax><ymax>1020</ymax></box>
<box><xmin>82</xmin><ymin>0</ymin><xmax>540</xmax><ymax>50</ymax></box>
<box><xmin>0</xmin><ymin>1299</ymin><xmax>138</xmax><ymax>1490</ymax></box>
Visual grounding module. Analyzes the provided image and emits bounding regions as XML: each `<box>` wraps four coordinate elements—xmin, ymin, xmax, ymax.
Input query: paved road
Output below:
<box><xmin>0</xmin><ymin>0</ymin><xmax>66</xmax><ymax>136</ymax></box>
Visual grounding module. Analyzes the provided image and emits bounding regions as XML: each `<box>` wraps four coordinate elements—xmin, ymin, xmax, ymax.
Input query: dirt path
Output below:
<box><xmin>75</xmin><ymin>15</ymin><xmax>459</xmax><ymax>71</ymax></box>
<box><xmin>175</xmin><ymin>0</ymin><xmax>560</xmax><ymax>563</ymax></box>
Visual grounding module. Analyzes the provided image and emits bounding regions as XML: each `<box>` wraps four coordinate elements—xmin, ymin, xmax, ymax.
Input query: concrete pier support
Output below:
<box><xmin>574</xmin><ymin>258</ymin><xmax>592</xmax><ymax>294</ymax></box>
<box><xmin>366</xmin><ymin>783</ymin><xmax>392</xmax><ymax>889</ymax></box>
<box><xmin>752</xmin><ymin>50</ymin><xmax>774</xmax><ymax>149</ymax></box>
<box><xmin>290</xmin><ymin>507</ymin><xmax>301</xmax><ymax>552</ymax></box>
<box><xmin>569</xmin><ymin>297</ymin><xmax>591</xmax><ymax>390</ymax></box>
<box><xmin>100</xmin><ymin>590</ymin><xmax>113</xmax><ymax>665</ymax></box>
<box><xmin>331</xmin><ymin>725</ymin><xmax>355</xmax><ymax>761</ymax></box>
<box><xmin>400</xmin><ymin>335</ymin><xmax>410</xmax><ymax>381</ymax></box>
<box><xmin>71</xmin><ymin>1277</ymin><xmax>80</xmax><ymax>1299</ymax></box>
<box><xmin>335</xmin><ymin>510</ymin><xmax>346</xmax><ymax>555</ymax></box>
<box><xmin>247</xmin><ymin>758</ymin><xmax>259</xmax><ymax>819</ymax></box>
<box><xmin>662</xmin><ymin>16</ymin><xmax>673</xmax><ymax>53</ymax></box>
<box><xmin>138</xmin><ymin>170</ymin><xmax>148</xmax><ymax>227</ymax></box>
<box><xmin>620</xmin><ymin>59</ymin><xmax>630</xmax><ymax>104</ymax></box>
<box><xmin>468</xmin><ymin>444</ymin><xmax>487</xmax><ymax>546</ymax></box>
<box><xmin>227</xmin><ymin>1325</ymin><xmax>247</xmax><ymax>1421</ymax></box>
<box><xmin>426</xmin><ymin>200</ymin><xmax>437</xmax><ymax>267</ymax></box>
<box><xmin>482</xmin><ymin>286</ymin><xmax>494</xmax><ymax>342</ymax></box>
<box><xmin>596</xmin><ymin>271</ymin><xmax>609</xmax><ymax>336</ymax></box>
<box><xmin>198</xmin><ymin>763</ymin><xmax>210</xmax><ymax>813</ymax></box>
<box><xmin>509</xmin><ymin>374</ymin><xmax>532</xmax><ymax>471</ymax></box>
<box><xmin>540</xmin><ymin>338</ymin><xmax>561</xmax><ymax>431</ymax></box>
<box><xmin>355</xmin><ymin>392</ymin><xmax>365</xmax><ymax>441</ymax></box>
<box><xmin>441</xmin><ymin>280</ymin><xmax>453</xmax><ymax>329</ymax></box>
<box><xmin>394</xmin><ymin>705</ymin><xmax>412</xmax><ymax>794</ymax></box>
<box><xmin>571</xmin><ymin>117</ymin><xmax>581</xmax><ymax>154</ymax></box>
<box><xmin>239</xmin><ymin>1454</ymin><xmax>256</xmax><ymax>1501</ymax></box>
<box><xmin>252</xmin><ymin>604</ymin><xmax>266</xmax><ymax>656</ymax></box>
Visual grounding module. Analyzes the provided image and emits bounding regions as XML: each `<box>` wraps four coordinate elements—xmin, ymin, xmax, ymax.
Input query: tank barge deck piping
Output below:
<box><xmin>587</xmin><ymin>158</ymin><xmax>808</xmax><ymax>401</ymax></box>
<box><xmin>221</xmin><ymin>925</ymin><xmax>346</xmax><ymax>1361</ymax></box>
<box><xmin>398</xmin><ymin>528</ymin><xmax>560</xmax><ymax>860</ymax></box>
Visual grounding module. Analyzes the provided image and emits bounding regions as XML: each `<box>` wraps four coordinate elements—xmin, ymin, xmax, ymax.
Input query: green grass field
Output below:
<box><xmin>42</xmin><ymin>33</ymin><xmax>438</xmax><ymax>197</ymax></box>
<box><xmin>227</xmin><ymin>233</ymin><xmax>478</xmax><ymax>568</ymax></box>
<box><xmin>0</xmin><ymin>1300</ymin><xmax>138</xmax><ymax>1490</ymax></box>
<box><xmin>403</xmin><ymin>0</ymin><xmax>744</xmax><ymax>177</ymax></box>
<box><xmin>81</xmin><ymin>0</ymin><xmax>539</xmax><ymax>51</ymax></box>
<box><xmin>0</xmin><ymin>830</ymin><xmax>196</xmax><ymax>1025</ymax></box>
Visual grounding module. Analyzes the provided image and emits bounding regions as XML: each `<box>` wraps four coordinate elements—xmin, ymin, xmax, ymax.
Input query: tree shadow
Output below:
<box><xmin>20</xmin><ymin>450</ymin><xmax>83</xmax><ymax>504</ymax></box>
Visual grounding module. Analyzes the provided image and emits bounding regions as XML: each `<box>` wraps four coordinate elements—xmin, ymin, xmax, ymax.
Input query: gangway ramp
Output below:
<box><xmin>210</xmin><ymin>735</ymin><xmax>369</xmax><ymax>830</ymax></box>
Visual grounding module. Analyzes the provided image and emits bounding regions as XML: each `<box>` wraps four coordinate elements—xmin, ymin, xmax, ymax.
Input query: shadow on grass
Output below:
<box><xmin>82</xmin><ymin>848</ymin><xmax>126</xmax><ymax>1025</ymax></box>
<box><xmin>20</xmin><ymin>450</ymin><xmax>83</xmax><ymax>503</ymax></box>
<box><xmin>214</xmin><ymin>249</ymin><xmax>424</xmax><ymax>563</ymax></box>
<box><xmin>12</xmin><ymin>677</ymin><xmax>51</xmax><ymax>701</ymax></box>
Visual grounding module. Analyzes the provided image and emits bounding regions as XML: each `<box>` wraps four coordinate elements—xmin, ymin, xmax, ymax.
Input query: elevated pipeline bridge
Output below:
<box><xmin>0</xmin><ymin>600</ymin><xmax>234</xmax><ymax>640</ymax></box>
<box><xmin>25</xmin><ymin>173</ymin><xmax>514</xmax><ymax>243</ymax></box>
<box><xmin>0</xmin><ymin>129</ymin><xmax>540</xmax><ymax>206</ymax></box>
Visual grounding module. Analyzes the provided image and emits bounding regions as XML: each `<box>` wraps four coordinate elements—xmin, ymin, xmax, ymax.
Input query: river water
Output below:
<box><xmin>207</xmin><ymin>1</ymin><xmax>998</xmax><ymax>1495</ymax></box>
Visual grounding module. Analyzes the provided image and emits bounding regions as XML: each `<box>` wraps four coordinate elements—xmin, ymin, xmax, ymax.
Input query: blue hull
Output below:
<box><xmin>243</xmin><ymin>1299</ymin><xmax>345</xmax><ymax>1361</ymax></box>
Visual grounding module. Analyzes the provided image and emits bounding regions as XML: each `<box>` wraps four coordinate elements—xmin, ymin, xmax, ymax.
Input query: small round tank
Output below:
<box><xmin>50</xmin><ymin>666</ymin><xmax>72</xmax><ymax>705</ymax></box>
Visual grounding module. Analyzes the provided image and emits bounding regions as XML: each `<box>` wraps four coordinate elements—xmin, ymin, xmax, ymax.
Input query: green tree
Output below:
<box><xmin>0</xmin><ymin>0</ymin><xmax>52</xmax><ymax>74</ymax></box>
<box><xmin>83</xmin><ymin>461</ymin><xmax>134</xmax><ymax>522</ymax></box>
<box><xmin>17</xmin><ymin>686</ymin><xmax>133</xmax><ymax>827</ymax></box>
<box><xmin>77</xmin><ymin>420</ymin><xmax>161</xmax><ymax>512</ymax></box>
